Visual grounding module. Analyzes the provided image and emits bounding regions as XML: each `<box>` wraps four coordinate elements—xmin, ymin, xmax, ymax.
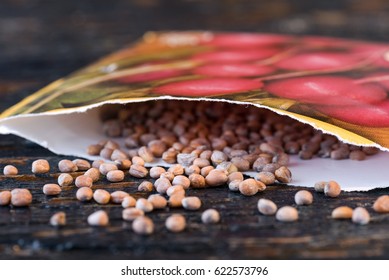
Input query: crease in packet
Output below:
<box><xmin>2</xmin><ymin>31</ymin><xmax>389</xmax><ymax>191</ymax></box>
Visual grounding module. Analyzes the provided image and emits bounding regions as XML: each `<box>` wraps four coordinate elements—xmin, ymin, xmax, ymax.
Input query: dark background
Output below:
<box><xmin>1</xmin><ymin>0</ymin><xmax>389</xmax><ymax>259</ymax></box>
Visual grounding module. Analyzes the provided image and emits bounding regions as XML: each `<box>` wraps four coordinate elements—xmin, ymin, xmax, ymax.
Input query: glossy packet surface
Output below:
<box><xmin>2</xmin><ymin>31</ymin><xmax>389</xmax><ymax>190</ymax></box>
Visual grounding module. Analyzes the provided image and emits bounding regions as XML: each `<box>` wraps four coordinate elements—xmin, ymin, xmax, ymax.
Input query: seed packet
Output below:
<box><xmin>2</xmin><ymin>31</ymin><xmax>389</xmax><ymax>190</ymax></box>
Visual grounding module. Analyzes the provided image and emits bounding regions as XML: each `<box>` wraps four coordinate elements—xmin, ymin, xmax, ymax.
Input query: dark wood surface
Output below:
<box><xmin>1</xmin><ymin>0</ymin><xmax>389</xmax><ymax>259</ymax></box>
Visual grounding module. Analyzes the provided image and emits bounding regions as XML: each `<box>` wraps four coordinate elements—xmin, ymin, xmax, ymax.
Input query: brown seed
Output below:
<box><xmin>255</xmin><ymin>172</ymin><xmax>275</xmax><ymax>185</ymax></box>
<box><xmin>138</xmin><ymin>181</ymin><xmax>154</xmax><ymax>192</ymax></box>
<box><xmin>148</xmin><ymin>140</ymin><xmax>167</xmax><ymax>157</ymax></box>
<box><xmin>201</xmin><ymin>209</ymin><xmax>220</xmax><ymax>224</ymax></box>
<box><xmin>132</xmin><ymin>216</ymin><xmax>154</xmax><ymax>235</ymax></box>
<box><xmin>3</xmin><ymin>165</ymin><xmax>18</xmax><ymax>176</ymax></box>
<box><xmin>75</xmin><ymin>175</ymin><xmax>93</xmax><ymax>188</ymax></box>
<box><xmin>352</xmin><ymin>207</ymin><xmax>370</xmax><ymax>225</ymax></box>
<box><xmin>100</xmin><ymin>147</ymin><xmax>113</xmax><ymax>159</ymax></box>
<box><xmin>373</xmin><ymin>195</ymin><xmax>389</xmax><ymax>213</ymax></box>
<box><xmin>205</xmin><ymin>169</ymin><xmax>228</xmax><ymax>187</ymax></box>
<box><xmin>114</xmin><ymin>159</ymin><xmax>132</xmax><ymax>170</ymax></box>
<box><xmin>58</xmin><ymin>159</ymin><xmax>77</xmax><ymax>173</ymax></box>
<box><xmin>138</xmin><ymin>146</ymin><xmax>154</xmax><ymax>163</ymax></box>
<box><xmin>275</xmin><ymin>166</ymin><xmax>292</xmax><ymax>183</ymax></box>
<box><xmin>122</xmin><ymin>207</ymin><xmax>144</xmax><ymax>221</ymax></box>
<box><xmin>76</xmin><ymin>187</ymin><xmax>93</xmax><ymax>202</ymax></box>
<box><xmin>168</xmin><ymin>164</ymin><xmax>184</xmax><ymax>176</ymax></box>
<box><xmin>154</xmin><ymin>177</ymin><xmax>172</xmax><ymax>194</ymax></box>
<box><xmin>129</xmin><ymin>164</ymin><xmax>148</xmax><ymax>178</ymax></box>
<box><xmin>11</xmin><ymin>188</ymin><xmax>32</xmax><ymax>207</ymax></box>
<box><xmin>149</xmin><ymin>166</ymin><xmax>166</xmax><ymax>179</ymax></box>
<box><xmin>189</xmin><ymin>173</ymin><xmax>206</xmax><ymax>188</ymax></box>
<box><xmin>87</xmin><ymin>144</ymin><xmax>103</xmax><ymax>156</ymax></box>
<box><xmin>136</xmin><ymin>198</ymin><xmax>154</xmax><ymax>212</ymax></box>
<box><xmin>132</xmin><ymin>156</ymin><xmax>145</xmax><ymax>166</ymax></box>
<box><xmin>314</xmin><ymin>181</ymin><xmax>327</xmax><ymax>193</ymax></box>
<box><xmin>211</xmin><ymin>151</ymin><xmax>228</xmax><ymax>165</ymax></box>
<box><xmin>32</xmin><ymin>159</ymin><xmax>50</xmax><ymax>174</ymax></box>
<box><xmin>294</xmin><ymin>190</ymin><xmax>313</xmax><ymax>205</ymax></box>
<box><xmin>257</xmin><ymin>198</ymin><xmax>278</xmax><ymax>215</ymax></box>
<box><xmin>110</xmin><ymin>191</ymin><xmax>129</xmax><ymax>204</ymax></box>
<box><xmin>84</xmin><ymin>168</ymin><xmax>100</xmax><ymax>182</ymax></box>
<box><xmin>216</xmin><ymin>162</ymin><xmax>238</xmax><ymax>175</ymax></box>
<box><xmin>160</xmin><ymin>171</ymin><xmax>175</xmax><ymax>181</ymax></box>
<box><xmin>276</xmin><ymin>206</ymin><xmax>299</xmax><ymax>222</ymax></box>
<box><xmin>349</xmin><ymin>150</ymin><xmax>366</xmax><ymax>161</ymax></box>
<box><xmin>87</xmin><ymin>210</ymin><xmax>109</xmax><ymax>226</ymax></box>
<box><xmin>110</xmin><ymin>149</ymin><xmax>128</xmax><ymax>161</ymax></box>
<box><xmin>185</xmin><ymin>165</ymin><xmax>201</xmax><ymax>176</ymax></box>
<box><xmin>50</xmin><ymin>212</ymin><xmax>66</xmax><ymax>227</ymax></box>
<box><xmin>93</xmin><ymin>189</ymin><xmax>111</xmax><ymax>204</ymax></box>
<box><xmin>99</xmin><ymin>163</ymin><xmax>118</xmax><ymax>175</ymax></box>
<box><xmin>172</xmin><ymin>175</ymin><xmax>191</xmax><ymax>189</ymax></box>
<box><xmin>166</xmin><ymin>185</ymin><xmax>186</xmax><ymax>197</ymax></box>
<box><xmin>362</xmin><ymin>146</ymin><xmax>379</xmax><ymax>155</ymax></box>
<box><xmin>252</xmin><ymin>156</ymin><xmax>271</xmax><ymax>172</ymax></box>
<box><xmin>43</xmin><ymin>184</ymin><xmax>62</xmax><ymax>196</ymax></box>
<box><xmin>192</xmin><ymin>158</ymin><xmax>210</xmax><ymax>168</ymax></box>
<box><xmin>182</xmin><ymin>196</ymin><xmax>202</xmax><ymax>210</ymax></box>
<box><xmin>239</xmin><ymin>179</ymin><xmax>263</xmax><ymax>196</ymax></box>
<box><xmin>0</xmin><ymin>191</ymin><xmax>12</xmax><ymax>206</ymax></box>
<box><xmin>228</xmin><ymin>180</ymin><xmax>241</xmax><ymax>192</ymax></box>
<box><xmin>92</xmin><ymin>159</ymin><xmax>105</xmax><ymax>169</ymax></box>
<box><xmin>231</xmin><ymin>157</ymin><xmax>250</xmax><ymax>171</ymax></box>
<box><xmin>169</xmin><ymin>193</ymin><xmax>184</xmax><ymax>208</ymax></box>
<box><xmin>200</xmin><ymin>166</ymin><xmax>214</xmax><ymax>177</ymax></box>
<box><xmin>148</xmin><ymin>194</ymin><xmax>167</xmax><ymax>209</ymax></box>
<box><xmin>331</xmin><ymin>206</ymin><xmax>353</xmax><ymax>219</ymax></box>
<box><xmin>58</xmin><ymin>173</ymin><xmax>73</xmax><ymax>186</ymax></box>
<box><xmin>72</xmin><ymin>159</ymin><xmax>91</xmax><ymax>171</ymax></box>
<box><xmin>165</xmin><ymin>214</ymin><xmax>186</xmax><ymax>232</ymax></box>
<box><xmin>162</xmin><ymin>149</ymin><xmax>178</xmax><ymax>164</ymax></box>
<box><xmin>106</xmin><ymin>170</ymin><xmax>125</xmax><ymax>182</ymax></box>
<box><xmin>324</xmin><ymin>181</ymin><xmax>341</xmax><ymax>198</ymax></box>
<box><xmin>121</xmin><ymin>196</ymin><xmax>136</xmax><ymax>208</ymax></box>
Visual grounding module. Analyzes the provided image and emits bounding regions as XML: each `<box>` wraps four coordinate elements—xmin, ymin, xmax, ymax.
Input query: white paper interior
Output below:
<box><xmin>1</xmin><ymin>104</ymin><xmax>388</xmax><ymax>191</ymax></box>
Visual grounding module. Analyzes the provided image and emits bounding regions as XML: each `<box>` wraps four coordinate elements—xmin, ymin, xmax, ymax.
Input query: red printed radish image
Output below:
<box><xmin>152</xmin><ymin>78</ymin><xmax>263</xmax><ymax>96</ymax></box>
<box><xmin>117</xmin><ymin>69</ymin><xmax>187</xmax><ymax>84</ymax></box>
<box><xmin>193</xmin><ymin>64</ymin><xmax>275</xmax><ymax>77</ymax></box>
<box><xmin>264</xmin><ymin>76</ymin><xmax>387</xmax><ymax>105</ymax></box>
<box><xmin>209</xmin><ymin>33</ymin><xmax>292</xmax><ymax>48</ymax></box>
<box><xmin>192</xmin><ymin>49</ymin><xmax>280</xmax><ymax>63</ymax></box>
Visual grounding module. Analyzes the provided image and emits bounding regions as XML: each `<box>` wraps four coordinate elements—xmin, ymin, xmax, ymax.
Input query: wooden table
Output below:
<box><xmin>1</xmin><ymin>0</ymin><xmax>389</xmax><ymax>259</ymax></box>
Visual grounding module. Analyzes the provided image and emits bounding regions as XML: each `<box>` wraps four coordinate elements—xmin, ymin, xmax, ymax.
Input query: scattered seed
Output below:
<box><xmin>84</xmin><ymin>168</ymin><xmax>100</xmax><ymax>182</ymax></box>
<box><xmin>110</xmin><ymin>191</ymin><xmax>129</xmax><ymax>204</ymax></box>
<box><xmin>99</xmin><ymin>163</ymin><xmax>118</xmax><ymax>175</ymax></box>
<box><xmin>294</xmin><ymin>190</ymin><xmax>313</xmax><ymax>205</ymax></box>
<box><xmin>165</xmin><ymin>214</ymin><xmax>186</xmax><ymax>232</ymax></box>
<box><xmin>136</xmin><ymin>198</ymin><xmax>154</xmax><ymax>212</ymax></box>
<box><xmin>43</xmin><ymin>184</ymin><xmax>62</xmax><ymax>196</ymax></box>
<box><xmin>227</xmin><ymin>172</ymin><xmax>244</xmax><ymax>184</ymax></box>
<box><xmin>182</xmin><ymin>196</ymin><xmax>202</xmax><ymax>210</ymax></box>
<box><xmin>154</xmin><ymin>177</ymin><xmax>172</xmax><ymax>194</ymax></box>
<box><xmin>87</xmin><ymin>210</ymin><xmax>109</xmax><ymax>226</ymax></box>
<box><xmin>106</xmin><ymin>170</ymin><xmax>125</xmax><ymax>182</ymax></box>
<box><xmin>255</xmin><ymin>172</ymin><xmax>275</xmax><ymax>185</ymax></box>
<box><xmin>185</xmin><ymin>165</ymin><xmax>200</xmax><ymax>176</ymax></box>
<box><xmin>331</xmin><ymin>206</ymin><xmax>353</xmax><ymax>219</ymax></box>
<box><xmin>172</xmin><ymin>175</ymin><xmax>191</xmax><ymax>189</ymax></box>
<box><xmin>132</xmin><ymin>156</ymin><xmax>145</xmax><ymax>166</ymax></box>
<box><xmin>169</xmin><ymin>193</ymin><xmax>184</xmax><ymax>208</ymax></box>
<box><xmin>50</xmin><ymin>212</ymin><xmax>66</xmax><ymax>227</ymax></box>
<box><xmin>10</xmin><ymin>189</ymin><xmax>32</xmax><ymax>207</ymax></box>
<box><xmin>122</xmin><ymin>207</ymin><xmax>144</xmax><ymax>221</ymax></box>
<box><xmin>205</xmin><ymin>169</ymin><xmax>228</xmax><ymax>187</ymax></box>
<box><xmin>92</xmin><ymin>159</ymin><xmax>105</xmax><ymax>169</ymax></box>
<box><xmin>200</xmin><ymin>166</ymin><xmax>214</xmax><ymax>177</ymax></box>
<box><xmin>160</xmin><ymin>171</ymin><xmax>175</xmax><ymax>181</ymax></box>
<box><xmin>168</xmin><ymin>164</ymin><xmax>184</xmax><ymax>176</ymax></box>
<box><xmin>189</xmin><ymin>173</ymin><xmax>206</xmax><ymax>188</ymax></box>
<box><xmin>121</xmin><ymin>196</ymin><xmax>136</xmax><ymax>208</ymax></box>
<box><xmin>72</xmin><ymin>159</ymin><xmax>91</xmax><ymax>171</ymax></box>
<box><xmin>149</xmin><ymin>166</ymin><xmax>166</xmax><ymax>179</ymax></box>
<box><xmin>75</xmin><ymin>175</ymin><xmax>93</xmax><ymax>188</ymax></box>
<box><xmin>201</xmin><ymin>209</ymin><xmax>220</xmax><ymax>224</ymax></box>
<box><xmin>349</xmin><ymin>150</ymin><xmax>366</xmax><ymax>161</ymax></box>
<box><xmin>352</xmin><ymin>207</ymin><xmax>370</xmax><ymax>225</ymax></box>
<box><xmin>373</xmin><ymin>195</ymin><xmax>389</xmax><ymax>213</ymax></box>
<box><xmin>228</xmin><ymin>180</ymin><xmax>241</xmax><ymax>192</ymax></box>
<box><xmin>138</xmin><ymin>181</ymin><xmax>154</xmax><ymax>192</ymax></box>
<box><xmin>3</xmin><ymin>165</ymin><xmax>18</xmax><ymax>176</ymax></box>
<box><xmin>58</xmin><ymin>159</ymin><xmax>77</xmax><ymax>173</ymax></box>
<box><xmin>93</xmin><ymin>189</ymin><xmax>111</xmax><ymax>204</ymax></box>
<box><xmin>275</xmin><ymin>166</ymin><xmax>292</xmax><ymax>183</ymax></box>
<box><xmin>76</xmin><ymin>187</ymin><xmax>93</xmax><ymax>202</ymax></box>
<box><xmin>57</xmin><ymin>173</ymin><xmax>73</xmax><ymax>186</ymax></box>
<box><xmin>31</xmin><ymin>159</ymin><xmax>50</xmax><ymax>174</ymax></box>
<box><xmin>314</xmin><ymin>181</ymin><xmax>327</xmax><ymax>193</ymax></box>
<box><xmin>129</xmin><ymin>164</ymin><xmax>148</xmax><ymax>178</ymax></box>
<box><xmin>148</xmin><ymin>194</ymin><xmax>167</xmax><ymax>209</ymax></box>
<box><xmin>0</xmin><ymin>191</ymin><xmax>12</xmax><ymax>206</ymax></box>
<box><xmin>115</xmin><ymin>159</ymin><xmax>132</xmax><ymax>170</ymax></box>
<box><xmin>167</xmin><ymin>185</ymin><xmax>186</xmax><ymax>197</ymax></box>
<box><xmin>276</xmin><ymin>206</ymin><xmax>299</xmax><ymax>222</ymax></box>
<box><xmin>324</xmin><ymin>181</ymin><xmax>341</xmax><ymax>198</ymax></box>
<box><xmin>132</xmin><ymin>216</ymin><xmax>154</xmax><ymax>235</ymax></box>
<box><xmin>257</xmin><ymin>198</ymin><xmax>278</xmax><ymax>215</ymax></box>
<box><xmin>239</xmin><ymin>179</ymin><xmax>260</xmax><ymax>196</ymax></box>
